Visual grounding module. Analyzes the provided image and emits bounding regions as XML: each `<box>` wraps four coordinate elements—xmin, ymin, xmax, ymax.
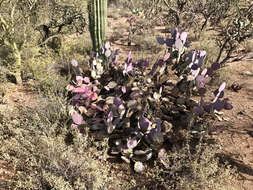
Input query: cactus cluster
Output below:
<box><xmin>67</xmin><ymin>28</ymin><xmax>233</xmax><ymax>173</ymax></box>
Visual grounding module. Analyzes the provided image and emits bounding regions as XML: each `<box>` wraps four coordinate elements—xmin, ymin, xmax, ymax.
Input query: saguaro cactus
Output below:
<box><xmin>88</xmin><ymin>0</ymin><xmax>108</xmax><ymax>52</ymax></box>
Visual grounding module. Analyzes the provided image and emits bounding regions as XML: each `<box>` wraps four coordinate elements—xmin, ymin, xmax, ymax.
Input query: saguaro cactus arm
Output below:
<box><xmin>88</xmin><ymin>0</ymin><xmax>107</xmax><ymax>51</ymax></box>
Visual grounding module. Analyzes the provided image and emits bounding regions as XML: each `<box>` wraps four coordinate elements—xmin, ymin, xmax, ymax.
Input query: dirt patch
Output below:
<box><xmin>209</xmin><ymin>61</ymin><xmax>253</xmax><ymax>190</ymax></box>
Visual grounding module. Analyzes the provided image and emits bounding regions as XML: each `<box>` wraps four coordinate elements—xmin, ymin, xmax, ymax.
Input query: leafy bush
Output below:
<box><xmin>66</xmin><ymin>28</ymin><xmax>233</xmax><ymax>174</ymax></box>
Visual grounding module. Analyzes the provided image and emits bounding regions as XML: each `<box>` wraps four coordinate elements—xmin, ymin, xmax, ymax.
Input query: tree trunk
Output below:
<box><xmin>12</xmin><ymin>42</ymin><xmax>22</xmax><ymax>84</ymax></box>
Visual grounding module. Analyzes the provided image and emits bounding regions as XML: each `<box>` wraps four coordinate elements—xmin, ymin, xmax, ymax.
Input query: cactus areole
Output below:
<box><xmin>88</xmin><ymin>0</ymin><xmax>108</xmax><ymax>52</ymax></box>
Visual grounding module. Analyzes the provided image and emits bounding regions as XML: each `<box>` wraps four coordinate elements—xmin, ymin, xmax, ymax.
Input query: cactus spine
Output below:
<box><xmin>88</xmin><ymin>0</ymin><xmax>107</xmax><ymax>51</ymax></box>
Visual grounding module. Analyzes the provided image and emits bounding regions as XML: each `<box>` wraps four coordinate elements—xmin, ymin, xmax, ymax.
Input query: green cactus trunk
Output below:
<box><xmin>88</xmin><ymin>0</ymin><xmax>107</xmax><ymax>52</ymax></box>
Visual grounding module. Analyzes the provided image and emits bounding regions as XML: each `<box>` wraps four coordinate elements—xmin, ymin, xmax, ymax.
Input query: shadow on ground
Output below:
<box><xmin>217</xmin><ymin>153</ymin><xmax>253</xmax><ymax>180</ymax></box>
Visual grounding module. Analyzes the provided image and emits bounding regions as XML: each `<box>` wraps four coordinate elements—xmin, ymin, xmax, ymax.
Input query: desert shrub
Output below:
<box><xmin>32</xmin><ymin>0</ymin><xmax>87</xmax><ymax>46</ymax></box>
<box><xmin>133</xmin><ymin>31</ymin><xmax>164</xmax><ymax>54</ymax></box>
<box><xmin>215</xmin><ymin>3</ymin><xmax>253</xmax><ymax>65</ymax></box>
<box><xmin>0</xmin><ymin>0</ymin><xmax>88</xmax><ymax>83</ymax></box>
<box><xmin>184</xmin><ymin>0</ymin><xmax>239</xmax><ymax>30</ymax></box>
<box><xmin>243</xmin><ymin>39</ymin><xmax>253</xmax><ymax>53</ymax></box>
<box><xmin>66</xmin><ymin>37</ymin><xmax>92</xmax><ymax>56</ymax></box>
<box><xmin>108</xmin><ymin>0</ymin><xmax>119</xmax><ymax>6</ymax></box>
<box><xmin>21</xmin><ymin>35</ymin><xmax>92</xmax><ymax>96</ymax></box>
<box><xmin>0</xmin><ymin>96</ymin><xmax>121</xmax><ymax>190</ymax></box>
<box><xmin>190</xmin><ymin>31</ymin><xmax>219</xmax><ymax>66</ymax></box>
<box><xmin>21</xmin><ymin>50</ymin><xmax>70</xmax><ymax>96</ymax></box>
<box><xmin>121</xmin><ymin>0</ymin><xmax>235</xmax><ymax>30</ymax></box>
<box><xmin>52</xmin><ymin>37</ymin><xmax>92</xmax><ymax>85</ymax></box>
<box><xmin>109</xmin><ymin>27</ymin><xmax>125</xmax><ymax>42</ymax></box>
<box><xmin>122</xmin><ymin>0</ymin><xmax>157</xmax><ymax>18</ymax></box>
<box><xmin>57</xmin><ymin>35</ymin><xmax>92</xmax><ymax>60</ymax></box>
<box><xmin>149</xmin><ymin>142</ymin><xmax>236</xmax><ymax>190</ymax></box>
<box><xmin>125</xmin><ymin>15</ymin><xmax>156</xmax><ymax>46</ymax></box>
<box><xmin>0</xmin><ymin>65</ymin><xmax>8</xmax><ymax>83</ymax></box>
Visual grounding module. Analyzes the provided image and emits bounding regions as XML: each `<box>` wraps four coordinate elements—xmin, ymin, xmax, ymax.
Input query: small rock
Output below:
<box><xmin>214</xmin><ymin>110</ymin><xmax>224</xmax><ymax>115</ymax></box>
<box><xmin>163</xmin><ymin>121</ymin><xmax>173</xmax><ymax>133</ymax></box>
<box><xmin>247</xmin><ymin>130</ymin><xmax>253</xmax><ymax>138</ymax></box>
<box><xmin>167</xmin><ymin>80</ymin><xmax>177</xmax><ymax>85</ymax></box>
<box><xmin>230</xmin><ymin>82</ymin><xmax>242</xmax><ymax>92</ymax></box>
<box><xmin>176</xmin><ymin>97</ymin><xmax>185</xmax><ymax>105</ymax></box>
<box><xmin>223</xmin><ymin>117</ymin><xmax>230</xmax><ymax>121</ymax></box>
<box><xmin>134</xmin><ymin>161</ymin><xmax>145</xmax><ymax>173</ymax></box>
<box><xmin>13</xmin><ymin>98</ymin><xmax>19</xmax><ymax>102</ymax></box>
<box><xmin>237</xmin><ymin>116</ymin><xmax>243</xmax><ymax>120</ymax></box>
<box><xmin>121</xmin><ymin>156</ymin><xmax>130</xmax><ymax>164</ymax></box>
<box><xmin>216</xmin><ymin>115</ymin><xmax>223</xmax><ymax>121</ymax></box>
<box><xmin>244</xmin><ymin>71</ymin><xmax>253</xmax><ymax>77</ymax></box>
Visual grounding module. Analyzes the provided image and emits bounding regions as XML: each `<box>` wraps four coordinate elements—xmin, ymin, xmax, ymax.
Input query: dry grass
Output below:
<box><xmin>243</xmin><ymin>39</ymin><xmax>253</xmax><ymax>53</ymax></box>
<box><xmin>0</xmin><ymin>96</ymin><xmax>125</xmax><ymax>190</ymax></box>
